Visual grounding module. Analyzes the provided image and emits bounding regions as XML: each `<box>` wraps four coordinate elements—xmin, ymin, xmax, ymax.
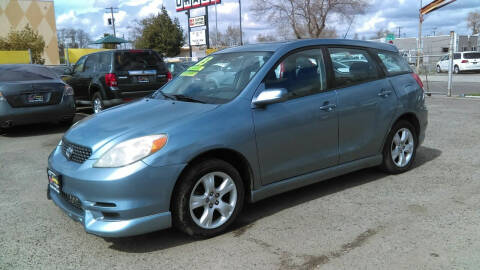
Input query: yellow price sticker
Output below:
<box><xmin>180</xmin><ymin>71</ymin><xmax>198</xmax><ymax>77</ymax></box>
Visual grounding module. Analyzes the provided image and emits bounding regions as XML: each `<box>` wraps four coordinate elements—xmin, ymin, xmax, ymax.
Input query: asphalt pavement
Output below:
<box><xmin>0</xmin><ymin>96</ymin><xmax>479</xmax><ymax>269</ymax></box>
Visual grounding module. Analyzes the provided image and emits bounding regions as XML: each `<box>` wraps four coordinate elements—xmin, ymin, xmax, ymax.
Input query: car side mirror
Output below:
<box><xmin>252</xmin><ymin>88</ymin><xmax>288</xmax><ymax>107</ymax></box>
<box><xmin>64</xmin><ymin>67</ymin><xmax>73</xmax><ymax>75</ymax></box>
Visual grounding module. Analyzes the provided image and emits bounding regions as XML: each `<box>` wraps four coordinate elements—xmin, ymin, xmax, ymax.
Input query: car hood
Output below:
<box><xmin>63</xmin><ymin>98</ymin><xmax>218</xmax><ymax>152</ymax></box>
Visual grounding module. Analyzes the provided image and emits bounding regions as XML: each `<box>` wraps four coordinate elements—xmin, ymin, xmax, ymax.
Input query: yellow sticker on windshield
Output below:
<box><xmin>196</xmin><ymin>56</ymin><xmax>213</xmax><ymax>66</ymax></box>
<box><xmin>187</xmin><ymin>65</ymin><xmax>204</xmax><ymax>72</ymax></box>
<box><xmin>180</xmin><ymin>71</ymin><xmax>198</xmax><ymax>77</ymax></box>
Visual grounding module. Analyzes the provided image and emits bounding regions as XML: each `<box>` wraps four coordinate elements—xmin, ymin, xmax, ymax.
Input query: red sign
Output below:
<box><xmin>176</xmin><ymin>0</ymin><xmax>220</xmax><ymax>11</ymax></box>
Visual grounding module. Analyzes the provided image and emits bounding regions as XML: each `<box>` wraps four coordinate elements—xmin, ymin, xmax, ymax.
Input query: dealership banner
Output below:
<box><xmin>189</xmin><ymin>16</ymin><xmax>205</xmax><ymax>28</ymax></box>
<box><xmin>66</xmin><ymin>48</ymin><xmax>110</xmax><ymax>64</ymax></box>
<box><xmin>176</xmin><ymin>0</ymin><xmax>221</xmax><ymax>11</ymax></box>
<box><xmin>0</xmin><ymin>50</ymin><xmax>30</xmax><ymax>64</ymax></box>
<box><xmin>190</xmin><ymin>30</ymin><xmax>206</xmax><ymax>46</ymax></box>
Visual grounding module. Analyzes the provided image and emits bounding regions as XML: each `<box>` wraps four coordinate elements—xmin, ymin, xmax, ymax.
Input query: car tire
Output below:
<box><xmin>380</xmin><ymin>120</ymin><xmax>418</xmax><ymax>174</ymax></box>
<box><xmin>172</xmin><ymin>159</ymin><xmax>244</xmax><ymax>238</ymax></box>
<box><xmin>436</xmin><ymin>65</ymin><xmax>441</xmax><ymax>73</ymax></box>
<box><xmin>454</xmin><ymin>65</ymin><xmax>460</xmax><ymax>74</ymax></box>
<box><xmin>92</xmin><ymin>92</ymin><xmax>104</xmax><ymax>114</ymax></box>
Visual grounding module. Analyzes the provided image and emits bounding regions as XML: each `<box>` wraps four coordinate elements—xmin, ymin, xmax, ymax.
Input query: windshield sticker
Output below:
<box><xmin>180</xmin><ymin>70</ymin><xmax>198</xmax><ymax>77</ymax></box>
<box><xmin>195</xmin><ymin>56</ymin><xmax>213</xmax><ymax>66</ymax></box>
<box><xmin>187</xmin><ymin>65</ymin><xmax>204</xmax><ymax>72</ymax></box>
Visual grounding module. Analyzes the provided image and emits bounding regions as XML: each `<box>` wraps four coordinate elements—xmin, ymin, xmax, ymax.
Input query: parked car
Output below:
<box><xmin>64</xmin><ymin>49</ymin><xmax>171</xmax><ymax>113</ymax></box>
<box><xmin>0</xmin><ymin>64</ymin><xmax>75</xmax><ymax>132</ymax></box>
<box><xmin>436</xmin><ymin>51</ymin><xmax>480</xmax><ymax>73</ymax></box>
<box><xmin>47</xmin><ymin>39</ymin><xmax>428</xmax><ymax>238</ymax></box>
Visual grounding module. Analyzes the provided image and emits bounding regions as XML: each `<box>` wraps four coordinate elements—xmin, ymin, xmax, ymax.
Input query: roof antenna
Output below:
<box><xmin>343</xmin><ymin>16</ymin><xmax>355</xmax><ymax>39</ymax></box>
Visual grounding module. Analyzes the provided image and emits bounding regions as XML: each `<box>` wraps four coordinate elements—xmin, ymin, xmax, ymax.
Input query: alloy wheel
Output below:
<box><xmin>391</xmin><ymin>128</ymin><xmax>414</xmax><ymax>167</ymax></box>
<box><xmin>93</xmin><ymin>98</ymin><xmax>103</xmax><ymax>113</ymax></box>
<box><xmin>189</xmin><ymin>171</ymin><xmax>237</xmax><ymax>229</ymax></box>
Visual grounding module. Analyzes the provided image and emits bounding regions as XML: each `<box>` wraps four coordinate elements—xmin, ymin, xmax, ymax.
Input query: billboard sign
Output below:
<box><xmin>190</xmin><ymin>30</ymin><xmax>206</xmax><ymax>46</ymax></box>
<box><xmin>176</xmin><ymin>0</ymin><xmax>220</xmax><ymax>11</ymax></box>
<box><xmin>189</xmin><ymin>16</ymin><xmax>205</xmax><ymax>28</ymax></box>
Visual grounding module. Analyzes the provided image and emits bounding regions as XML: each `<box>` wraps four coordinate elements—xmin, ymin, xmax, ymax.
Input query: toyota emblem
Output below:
<box><xmin>65</xmin><ymin>146</ymin><xmax>74</xmax><ymax>160</ymax></box>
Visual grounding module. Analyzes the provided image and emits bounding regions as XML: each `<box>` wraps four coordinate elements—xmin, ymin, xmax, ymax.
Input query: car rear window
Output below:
<box><xmin>114</xmin><ymin>51</ymin><xmax>164</xmax><ymax>71</ymax></box>
<box><xmin>0</xmin><ymin>65</ymin><xmax>58</xmax><ymax>81</ymax></box>
<box><xmin>464</xmin><ymin>53</ymin><xmax>480</xmax><ymax>59</ymax></box>
<box><xmin>376</xmin><ymin>51</ymin><xmax>412</xmax><ymax>75</ymax></box>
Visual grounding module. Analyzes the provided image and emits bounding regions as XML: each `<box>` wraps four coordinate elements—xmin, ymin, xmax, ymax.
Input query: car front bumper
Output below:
<box><xmin>47</xmin><ymin>145</ymin><xmax>186</xmax><ymax>237</ymax></box>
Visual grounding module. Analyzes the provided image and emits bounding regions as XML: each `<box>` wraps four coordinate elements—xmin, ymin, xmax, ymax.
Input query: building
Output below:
<box><xmin>0</xmin><ymin>0</ymin><xmax>60</xmax><ymax>64</ymax></box>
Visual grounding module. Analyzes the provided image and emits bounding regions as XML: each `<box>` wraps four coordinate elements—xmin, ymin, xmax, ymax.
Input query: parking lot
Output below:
<box><xmin>0</xmin><ymin>96</ymin><xmax>479</xmax><ymax>269</ymax></box>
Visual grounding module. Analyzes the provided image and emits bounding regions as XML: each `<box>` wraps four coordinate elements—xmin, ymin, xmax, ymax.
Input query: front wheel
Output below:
<box><xmin>172</xmin><ymin>159</ymin><xmax>244</xmax><ymax>238</ymax></box>
<box><xmin>92</xmin><ymin>92</ymin><xmax>104</xmax><ymax>114</ymax></box>
<box><xmin>381</xmin><ymin>120</ymin><xmax>417</xmax><ymax>174</ymax></box>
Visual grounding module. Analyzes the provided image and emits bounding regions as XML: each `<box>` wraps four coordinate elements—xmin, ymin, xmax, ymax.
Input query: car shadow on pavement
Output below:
<box><xmin>0</xmin><ymin>113</ymin><xmax>88</xmax><ymax>137</ymax></box>
<box><xmin>104</xmin><ymin>146</ymin><xmax>441</xmax><ymax>253</ymax></box>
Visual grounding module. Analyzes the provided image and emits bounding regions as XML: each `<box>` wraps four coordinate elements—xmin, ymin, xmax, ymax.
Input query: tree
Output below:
<box><xmin>372</xmin><ymin>29</ymin><xmax>392</xmax><ymax>39</ymax></box>
<box><xmin>256</xmin><ymin>33</ymin><xmax>278</xmax><ymax>43</ymax></box>
<box><xmin>57</xmin><ymin>28</ymin><xmax>91</xmax><ymax>48</ymax></box>
<box><xmin>467</xmin><ymin>11</ymin><xmax>480</xmax><ymax>34</ymax></box>
<box><xmin>251</xmin><ymin>0</ymin><xmax>368</xmax><ymax>39</ymax></box>
<box><xmin>0</xmin><ymin>25</ymin><xmax>45</xmax><ymax>64</ymax></box>
<box><xmin>133</xmin><ymin>6</ymin><xmax>184</xmax><ymax>56</ymax></box>
<box><xmin>210</xmin><ymin>26</ymin><xmax>244</xmax><ymax>47</ymax></box>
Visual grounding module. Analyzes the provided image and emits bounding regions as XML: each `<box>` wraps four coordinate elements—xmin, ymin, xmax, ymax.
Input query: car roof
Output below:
<box><xmin>216</xmin><ymin>39</ymin><xmax>398</xmax><ymax>54</ymax></box>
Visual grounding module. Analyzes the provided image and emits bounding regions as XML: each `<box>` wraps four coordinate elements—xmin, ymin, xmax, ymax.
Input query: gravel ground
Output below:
<box><xmin>0</xmin><ymin>96</ymin><xmax>479</xmax><ymax>270</ymax></box>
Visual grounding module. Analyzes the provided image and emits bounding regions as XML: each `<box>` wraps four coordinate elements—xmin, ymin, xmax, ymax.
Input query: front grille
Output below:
<box><xmin>60</xmin><ymin>191</ymin><xmax>82</xmax><ymax>210</ymax></box>
<box><xmin>62</xmin><ymin>141</ymin><xmax>92</xmax><ymax>163</ymax></box>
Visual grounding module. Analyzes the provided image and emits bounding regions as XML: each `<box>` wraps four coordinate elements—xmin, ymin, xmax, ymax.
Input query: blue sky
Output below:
<box><xmin>53</xmin><ymin>0</ymin><xmax>480</xmax><ymax>43</ymax></box>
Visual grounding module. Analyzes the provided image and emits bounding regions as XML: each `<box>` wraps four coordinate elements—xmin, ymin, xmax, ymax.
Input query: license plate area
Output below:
<box><xmin>137</xmin><ymin>76</ymin><xmax>150</xmax><ymax>83</ymax></box>
<box><xmin>48</xmin><ymin>170</ymin><xmax>61</xmax><ymax>194</ymax></box>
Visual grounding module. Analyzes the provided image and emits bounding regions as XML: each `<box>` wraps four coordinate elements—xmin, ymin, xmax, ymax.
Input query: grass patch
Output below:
<box><xmin>466</xmin><ymin>93</ymin><xmax>480</xmax><ymax>96</ymax></box>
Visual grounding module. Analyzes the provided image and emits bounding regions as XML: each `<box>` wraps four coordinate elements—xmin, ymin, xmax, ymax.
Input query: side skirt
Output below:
<box><xmin>250</xmin><ymin>155</ymin><xmax>382</xmax><ymax>203</ymax></box>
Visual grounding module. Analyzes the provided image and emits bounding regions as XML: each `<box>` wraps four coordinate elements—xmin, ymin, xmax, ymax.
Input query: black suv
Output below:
<box><xmin>66</xmin><ymin>49</ymin><xmax>171</xmax><ymax>113</ymax></box>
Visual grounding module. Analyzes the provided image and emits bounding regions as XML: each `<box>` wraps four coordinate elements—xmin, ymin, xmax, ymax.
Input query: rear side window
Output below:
<box><xmin>464</xmin><ymin>53</ymin><xmax>480</xmax><ymax>59</ymax></box>
<box><xmin>97</xmin><ymin>53</ymin><xmax>111</xmax><ymax>72</ymax></box>
<box><xmin>114</xmin><ymin>51</ymin><xmax>164</xmax><ymax>71</ymax></box>
<box><xmin>328</xmin><ymin>47</ymin><xmax>379</xmax><ymax>87</ymax></box>
<box><xmin>376</xmin><ymin>51</ymin><xmax>412</xmax><ymax>75</ymax></box>
<box><xmin>0</xmin><ymin>65</ymin><xmax>58</xmax><ymax>81</ymax></box>
<box><xmin>265</xmin><ymin>48</ymin><xmax>327</xmax><ymax>98</ymax></box>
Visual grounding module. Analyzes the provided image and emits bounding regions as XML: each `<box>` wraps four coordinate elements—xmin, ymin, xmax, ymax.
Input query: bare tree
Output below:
<box><xmin>57</xmin><ymin>28</ymin><xmax>92</xmax><ymax>48</ymax></box>
<box><xmin>467</xmin><ymin>10</ymin><xmax>480</xmax><ymax>34</ymax></box>
<box><xmin>210</xmin><ymin>26</ymin><xmax>244</xmax><ymax>47</ymax></box>
<box><xmin>251</xmin><ymin>0</ymin><xmax>368</xmax><ymax>39</ymax></box>
<box><xmin>256</xmin><ymin>33</ymin><xmax>278</xmax><ymax>43</ymax></box>
<box><xmin>371</xmin><ymin>29</ymin><xmax>392</xmax><ymax>39</ymax></box>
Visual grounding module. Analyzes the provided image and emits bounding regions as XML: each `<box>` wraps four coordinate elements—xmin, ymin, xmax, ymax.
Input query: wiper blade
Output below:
<box><xmin>157</xmin><ymin>90</ymin><xmax>175</xmax><ymax>100</ymax></box>
<box><xmin>172</xmin><ymin>94</ymin><xmax>205</xmax><ymax>104</ymax></box>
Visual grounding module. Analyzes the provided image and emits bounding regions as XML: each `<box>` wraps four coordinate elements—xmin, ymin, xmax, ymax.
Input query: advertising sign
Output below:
<box><xmin>176</xmin><ymin>0</ymin><xmax>220</xmax><ymax>11</ymax></box>
<box><xmin>189</xmin><ymin>16</ymin><xmax>205</xmax><ymax>27</ymax></box>
<box><xmin>190</xmin><ymin>30</ymin><xmax>206</xmax><ymax>46</ymax></box>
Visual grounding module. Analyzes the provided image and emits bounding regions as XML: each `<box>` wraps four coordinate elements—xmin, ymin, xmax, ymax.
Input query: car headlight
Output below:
<box><xmin>94</xmin><ymin>134</ymin><xmax>168</xmax><ymax>168</ymax></box>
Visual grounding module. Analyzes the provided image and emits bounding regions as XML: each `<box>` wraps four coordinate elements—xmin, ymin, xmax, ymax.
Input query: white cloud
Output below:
<box><xmin>57</xmin><ymin>11</ymin><xmax>77</xmax><ymax>25</ymax></box>
<box><xmin>121</xmin><ymin>0</ymin><xmax>151</xmax><ymax>7</ymax></box>
<box><xmin>355</xmin><ymin>12</ymin><xmax>386</xmax><ymax>33</ymax></box>
<box><xmin>216</xmin><ymin>2</ymin><xmax>238</xmax><ymax>15</ymax></box>
<box><xmin>138</xmin><ymin>0</ymin><xmax>164</xmax><ymax>17</ymax></box>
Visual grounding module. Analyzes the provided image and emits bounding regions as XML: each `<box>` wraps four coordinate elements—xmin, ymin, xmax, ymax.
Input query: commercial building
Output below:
<box><xmin>0</xmin><ymin>0</ymin><xmax>60</xmax><ymax>64</ymax></box>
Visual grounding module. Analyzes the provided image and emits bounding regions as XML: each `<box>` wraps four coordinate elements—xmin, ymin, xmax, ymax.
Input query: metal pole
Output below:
<box><xmin>416</xmin><ymin>14</ymin><xmax>422</xmax><ymax>74</ymax></box>
<box><xmin>205</xmin><ymin>7</ymin><xmax>210</xmax><ymax>49</ymax></box>
<box><xmin>238</xmin><ymin>0</ymin><xmax>243</xmax><ymax>45</ymax></box>
<box><xmin>28</xmin><ymin>48</ymin><xmax>32</xmax><ymax>64</ymax></box>
<box><xmin>215</xmin><ymin>0</ymin><xmax>218</xmax><ymax>47</ymax></box>
<box><xmin>111</xmin><ymin>8</ymin><xmax>116</xmax><ymax>37</ymax></box>
<box><xmin>447</xmin><ymin>30</ymin><xmax>454</xmax><ymax>97</ymax></box>
<box><xmin>187</xmin><ymin>10</ymin><xmax>192</xmax><ymax>58</ymax></box>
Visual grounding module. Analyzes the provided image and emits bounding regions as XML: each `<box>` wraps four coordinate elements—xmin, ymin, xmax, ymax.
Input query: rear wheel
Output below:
<box><xmin>454</xmin><ymin>65</ymin><xmax>460</xmax><ymax>74</ymax></box>
<box><xmin>381</xmin><ymin>120</ymin><xmax>417</xmax><ymax>174</ymax></box>
<box><xmin>92</xmin><ymin>92</ymin><xmax>104</xmax><ymax>114</ymax></box>
<box><xmin>172</xmin><ymin>159</ymin><xmax>244</xmax><ymax>238</ymax></box>
<box><xmin>436</xmin><ymin>65</ymin><xmax>441</xmax><ymax>73</ymax></box>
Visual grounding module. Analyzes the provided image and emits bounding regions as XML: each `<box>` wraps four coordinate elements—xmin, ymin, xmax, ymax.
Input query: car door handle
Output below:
<box><xmin>378</xmin><ymin>89</ymin><xmax>392</xmax><ymax>97</ymax></box>
<box><xmin>319</xmin><ymin>104</ymin><xmax>336</xmax><ymax>112</ymax></box>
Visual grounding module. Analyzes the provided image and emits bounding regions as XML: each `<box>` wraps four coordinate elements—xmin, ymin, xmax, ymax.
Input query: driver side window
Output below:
<box><xmin>73</xmin><ymin>56</ymin><xmax>86</xmax><ymax>74</ymax></box>
<box><xmin>265</xmin><ymin>49</ymin><xmax>327</xmax><ymax>99</ymax></box>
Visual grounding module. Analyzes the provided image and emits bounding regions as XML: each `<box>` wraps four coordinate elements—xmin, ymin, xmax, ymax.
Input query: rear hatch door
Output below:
<box><xmin>464</xmin><ymin>52</ymin><xmax>480</xmax><ymax>69</ymax></box>
<box><xmin>114</xmin><ymin>50</ymin><xmax>169</xmax><ymax>98</ymax></box>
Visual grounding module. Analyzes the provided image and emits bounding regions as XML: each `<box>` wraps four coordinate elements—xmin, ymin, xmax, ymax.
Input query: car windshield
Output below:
<box><xmin>0</xmin><ymin>65</ymin><xmax>58</xmax><ymax>81</ymax></box>
<box><xmin>154</xmin><ymin>52</ymin><xmax>272</xmax><ymax>104</ymax></box>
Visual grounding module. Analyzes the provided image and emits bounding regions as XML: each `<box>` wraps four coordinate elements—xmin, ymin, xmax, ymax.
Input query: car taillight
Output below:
<box><xmin>167</xmin><ymin>71</ymin><xmax>172</xmax><ymax>81</ymax></box>
<box><xmin>411</xmin><ymin>73</ymin><xmax>424</xmax><ymax>89</ymax></box>
<box><xmin>105</xmin><ymin>73</ymin><xmax>118</xmax><ymax>87</ymax></box>
<box><xmin>461</xmin><ymin>60</ymin><xmax>469</xmax><ymax>63</ymax></box>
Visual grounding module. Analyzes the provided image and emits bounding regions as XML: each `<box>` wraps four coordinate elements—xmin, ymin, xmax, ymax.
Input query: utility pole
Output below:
<box><xmin>186</xmin><ymin>10</ymin><xmax>192</xmax><ymax>58</ymax></box>
<box><xmin>105</xmin><ymin>7</ymin><xmax>119</xmax><ymax>37</ymax></box>
<box><xmin>433</xmin><ymin>27</ymin><xmax>437</xmax><ymax>36</ymax></box>
<box><xmin>397</xmin><ymin>26</ymin><xmax>402</xmax><ymax>38</ymax></box>
<box><xmin>238</xmin><ymin>0</ymin><xmax>243</xmax><ymax>45</ymax></box>
<box><xmin>447</xmin><ymin>31</ymin><xmax>454</xmax><ymax>97</ymax></box>
<box><xmin>205</xmin><ymin>6</ymin><xmax>210</xmax><ymax>49</ymax></box>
